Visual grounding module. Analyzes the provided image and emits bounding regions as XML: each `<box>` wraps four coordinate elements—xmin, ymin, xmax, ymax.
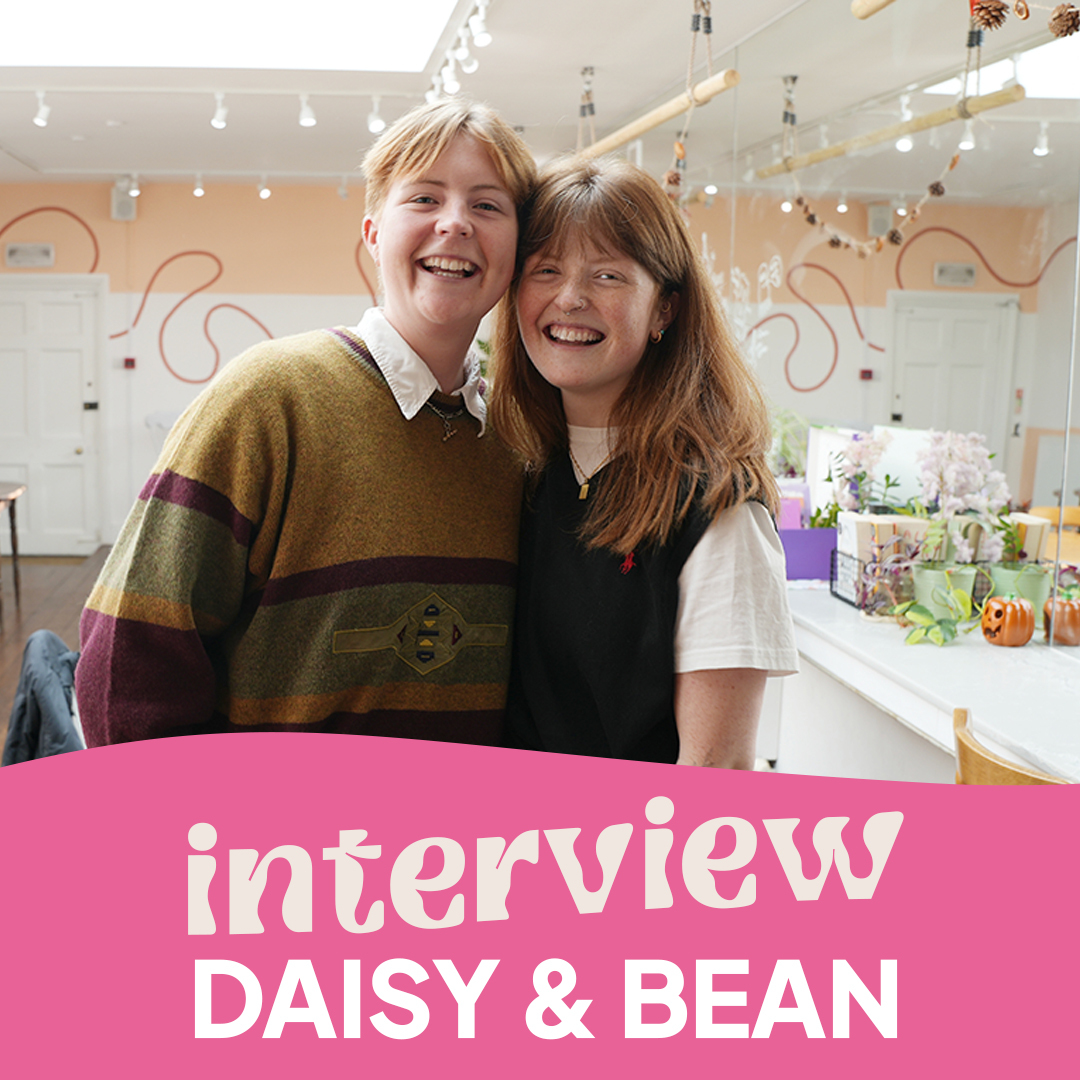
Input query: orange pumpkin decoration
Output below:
<box><xmin>1043</xmin><ymin>597</ymin><xmax>1080</xmax><ymax>645</ymax></box>
<box><xmin>981</xmin><ymin>596</ymin><xmax>1034</xmax><ymax>647</ymax></box>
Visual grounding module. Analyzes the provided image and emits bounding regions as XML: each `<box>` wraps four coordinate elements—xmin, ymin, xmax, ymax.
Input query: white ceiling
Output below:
<box><xmin>1</xmin><ymin>0</ymin><xmax>1078</xmax><ymax>206</ymax></box>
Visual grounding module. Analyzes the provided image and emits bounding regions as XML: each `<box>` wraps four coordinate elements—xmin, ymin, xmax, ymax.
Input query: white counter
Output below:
<box><xmin>777</xmin><ymin>587</ymin><xmax>1080</xmax><ymax>783</ymax></box>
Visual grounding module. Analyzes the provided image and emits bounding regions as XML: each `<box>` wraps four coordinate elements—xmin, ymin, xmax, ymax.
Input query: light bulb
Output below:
<box><xmin>781</xmin><ymin>200</ymin><xmax>793</xmax><ymax>213</ymax></box>
<box><xmin>258</xmin><ymin>179</ymin><xmax>271</xmax><ymax>200</ymax></box>
<box><xmin>836</xmin><ymin>198</ymin><xmax>848</xmax><ymax>214</ymax></box>
<box><xmin>193</xmin><ymin>175</ymin><xmax>205</xmax><ymax>198</ymax></box>
<box><xmin>469</xmin><ymin>15</ymin><xmax>491</xmax><ymax>47</ymax></box>
<box><xmin>128</xmin><ymin>176</ymin><xmax>140</xmax><ymax>197</ymax></box>
<box><xmin>895</xmin><ymin>136</ymin><xmax>913</xmax><ymax>153</ymax></box>
<box><xmin>704</xmin><ymin>183</ymin><xmax>718</xmax><ymax>195</ymax></box>
<box><xmin>959</xmin><ymin>119</ymin><xmax>975</xmax><ymax>151</ymax></box>
<box><xmin>298</xmin><ymin>95</ymin><xmax>316</xmax><ymax>128</ymax></box>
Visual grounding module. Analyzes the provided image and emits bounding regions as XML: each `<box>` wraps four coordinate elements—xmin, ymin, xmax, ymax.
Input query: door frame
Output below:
<box><xmin>0</xmin><ymin>273</ymin><xmax>109</xmax><ymax>555</ymax></box>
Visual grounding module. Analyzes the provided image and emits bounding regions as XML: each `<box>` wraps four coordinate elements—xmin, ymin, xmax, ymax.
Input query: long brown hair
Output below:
<box><xmin>489</xmin><ymin>155</ymin><xmax>778</xmax><ymax>552</ymax></box>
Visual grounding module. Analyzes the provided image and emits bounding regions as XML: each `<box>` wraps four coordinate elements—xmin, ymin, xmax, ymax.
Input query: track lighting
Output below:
<box><xmin>895</xmin><ymin>96</ymin><xmax>914</xmax><ymax>152</ymax></box>
<box><xmin>704</xmin><ymin>183</ymin><xmax>718</xmax><ymax>196</ymax></box>
<box><xmin>895</xmin><ymin>136</ymin><xmax>913</xmax><ymax>153</ymax></box>
<box><xmin>836</xmin><ymin>194</ymin><xmax>849</xmax><ymax>214</ymax></box>
<box><xmin>425</xmin><ymin>75</ymin><xmax>443</xmax><ymax>105</ymax></box>
<box><xmin>367</xmin><ymin>95</ymin><xmax>386</xmax><ymax>135</ymax></box>
<box><xmin>1033</xmin><ymin>120</ymin><xmax>1050</xmax><ymax>157</ymax></box>
<box><xmin>959</xmin><ymin>119</ymin><xmax>975</xmax><ymax>151</ymax></box>
<box><xmin>453</xmin><ymin>29</ymin><xmax>479</xmax><ymax>73</ymax></box>
<box><xmin>298</xmin><ymin>94</ymin><xmax>316</xmax><ymax>128</ymax></box>
<box><xmin>781</xmin><ymin>199</ymin><xmax>793</xmax><ymax>213</ymax></box>
<box><xmin>894</xmin><ymin>196</ymin><xmax>908</xmax><ymax>217</ymax></box>
<box><xmin>211</xmin><ymin>92</ymin><xmax>228</xmax><ymax>130</ymax></box>
<box><xmin>258</xmin><ymin>177</ymin><xmax>271</xmax><ymax>200</ymax></box>
<box><xmin>33</xmin><ymin>90</ymin><xmax>50</xmax><ymax>128</ymax></box>
<box><xmin>469</xmin><ymin>1</ymin><xmax>492</xmax><ymax>47</ymax></box>
<box><xmin>128</xmin><ymin>175</ymin><xmax>140</xmax><ymax>198</ymax></box>
<box><xmin>193</xmin><ymin>175</ymin><xmax>205</xmax><ymax>198</ymax></box>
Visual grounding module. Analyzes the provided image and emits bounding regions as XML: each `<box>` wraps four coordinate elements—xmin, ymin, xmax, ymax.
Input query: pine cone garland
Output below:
<box><xmin>829</xmin><ymin>236</ymin><xmax>843</xmax><ymax>249</ymax></box>
<box><xmin>806</xmin><ymin>213</ymin><xmax>818</xmax><ymax>225</ymax></box>
<box><xmin>973</xmin><ymin>0</ymin><xmax>1008</xmax><ymax>29</ymax></box>
<box><xmin>929</xmin><ymin>181</ymin><xmax>945</xmax><ymax>197</ymax></box>
<box><xmin>887</xmin><ymin>229</ymin><xmax>904</xmax><ymax>246</ymax></box>
<box><xmin>1050</xmin><ymin>3</ymin><xmax>1080</xmax><ymax>36</ymax></box>
<box><xmin>662</xmin><ymin>169</ymin><xmax>682</xmax><ymax>188</ymax></box>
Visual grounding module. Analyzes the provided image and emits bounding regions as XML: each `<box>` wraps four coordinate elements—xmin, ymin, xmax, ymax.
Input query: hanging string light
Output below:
<box><xmin>576</xmin><ymin>67</ymin><xmax>596</xmax><ymax>152</ymax></box>
<box><xmin>664</xmin><ymin>1</ymin><xmax>714</xmax><ymax>204</ymax></box>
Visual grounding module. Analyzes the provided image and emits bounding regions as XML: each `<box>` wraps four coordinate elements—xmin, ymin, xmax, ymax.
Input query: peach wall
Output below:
<box><xmin>685</xmin><ymin>195</ymin><xmax>1053</xmax><ymax>313</ymax></box>
<box><xmin>1</xmin><ymin>181</ymin><xmax>378</xmax><ymax>299</ymax></box>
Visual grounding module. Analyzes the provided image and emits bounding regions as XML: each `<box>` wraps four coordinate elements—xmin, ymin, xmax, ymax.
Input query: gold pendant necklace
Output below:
<box><xmin>567</xmin><ymin>444</ymin><xmax>613</xmax><ymax>500</ymax></box>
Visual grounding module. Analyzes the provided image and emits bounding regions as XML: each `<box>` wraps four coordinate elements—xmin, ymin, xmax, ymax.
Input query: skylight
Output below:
<box><xmin>923</xmin><ymin>35</ymin><xmax>1080</xmax><ymax>100</ymax></box>
<box><xmin>1</xmin><ymin>0</ymin><xmax>461</xmax><ymax>72</ymax></box>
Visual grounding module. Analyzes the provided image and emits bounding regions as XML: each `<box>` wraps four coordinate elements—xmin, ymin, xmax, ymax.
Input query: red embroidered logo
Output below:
<box><xmin>620</xmin><ymin>551</ymin><xmax>636</xmax><ymax>575</ymax></box>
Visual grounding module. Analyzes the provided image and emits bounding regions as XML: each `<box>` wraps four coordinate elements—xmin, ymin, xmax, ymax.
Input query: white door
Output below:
<box><xmin>0</xmin><ymin>274</ymin><xmax>105</xmax><ymax>555</ymax></box>
<box><xmin>888</xmin><ymin>291</ymin><xmax>1019</xmax><ymax>462</ymax></box>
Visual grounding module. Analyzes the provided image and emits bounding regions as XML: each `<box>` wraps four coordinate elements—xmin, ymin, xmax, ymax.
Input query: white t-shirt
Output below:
<box><xmin>567</xmin><ymin>425</ymin><xmax>799</xmax><ymax>677</ymax></box>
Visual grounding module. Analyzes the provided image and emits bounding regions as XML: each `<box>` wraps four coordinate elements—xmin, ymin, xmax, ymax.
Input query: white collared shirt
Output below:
<box><xmin>355</xmin><ymin>308</ymin><xmax>488</xmax><ymax>434</ymax></box>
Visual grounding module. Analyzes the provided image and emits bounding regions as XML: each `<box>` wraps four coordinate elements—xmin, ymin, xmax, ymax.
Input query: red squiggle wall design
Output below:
<box><xmin>746</xmin><ymin>229</ymin><xmax>1078</xmax><ymax>394</ymax></box>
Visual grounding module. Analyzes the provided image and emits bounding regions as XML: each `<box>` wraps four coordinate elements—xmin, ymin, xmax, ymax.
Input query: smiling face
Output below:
<box><xmin>516</xmin><ymin>240</ymin><xmax>675</xmax><ymax>426</ymax></box>
<box><xmin>363</xmin><ymin>134</ymin><xmax>518</xmax><ymax>374</ymax></box>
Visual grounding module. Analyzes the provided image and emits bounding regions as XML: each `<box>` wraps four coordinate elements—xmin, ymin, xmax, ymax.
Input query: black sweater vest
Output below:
<box><xmin>506</xmin><ymin>454</ymin><xmax>710</xmax><ymax>763</ymax></box>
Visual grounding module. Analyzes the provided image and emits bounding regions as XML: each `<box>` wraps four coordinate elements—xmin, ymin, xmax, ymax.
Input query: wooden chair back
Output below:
<box><xmin>953</xmin><ymin>708</ymin><xmax>1067</xmax><ymax>785</ymax></box>
<box><xmin>1029</xmin><ymin>506</ymin><xmax>1080</xmax><ymax>531</ymax></box>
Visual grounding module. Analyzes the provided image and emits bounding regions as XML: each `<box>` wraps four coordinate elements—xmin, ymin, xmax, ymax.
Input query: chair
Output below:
<box><xmin>953</xmin><ymin>708</ymin><xmax>1066</xmax><ymax>785</ymax></box>
<box><xmin>1029</xmin><ymin>506</ymin><xmax>1080</xmax><ymax>532</ymax></box>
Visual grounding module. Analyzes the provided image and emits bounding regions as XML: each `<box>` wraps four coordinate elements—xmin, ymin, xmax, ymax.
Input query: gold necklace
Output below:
<box><xmin>567</xmin><ymin>444</ymin><xmax>613</xmax><ymax>500</ymax></box>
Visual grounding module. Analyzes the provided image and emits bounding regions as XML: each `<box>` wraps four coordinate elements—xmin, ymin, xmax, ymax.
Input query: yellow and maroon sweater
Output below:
<box><xmin>77</xmin><ymin>328</ymin><xmax>523</xmax><ymax>745</ymax></box>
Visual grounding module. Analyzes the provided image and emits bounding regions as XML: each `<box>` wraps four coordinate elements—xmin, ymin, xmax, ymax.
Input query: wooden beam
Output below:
<box><xmin>581</xmin><ymin>69</ymin><xmax>740</xmax><ymax>159</ymax></box>
<box><xmin>756</xmin><ymin>84</ymin><xmax>1026</xmax><ymax>179</ymax></box>
<box><xmin>852</xmin><ymin>0</ymin><xmax>899</xmax><ymax>18</ymax></box>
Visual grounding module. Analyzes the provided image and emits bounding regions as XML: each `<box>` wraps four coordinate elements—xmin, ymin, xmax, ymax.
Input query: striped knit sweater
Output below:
<box><xmin>77</xmin><ymin>328</ymin><xmax>523</xmax><ymax>745</ymax></box>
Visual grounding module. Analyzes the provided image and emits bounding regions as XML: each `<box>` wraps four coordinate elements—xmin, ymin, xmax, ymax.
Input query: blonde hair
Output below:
<box><xmin>489</xmin><ymin>155</ymin><xmax>779</xmax><ymax>553</ymax></box>
<box><xmin>362</xmin><ymin>98</ymin><xmax>536</xmax><ymax>221</ymax></box>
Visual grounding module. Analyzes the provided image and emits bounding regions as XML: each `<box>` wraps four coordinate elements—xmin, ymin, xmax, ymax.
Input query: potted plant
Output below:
<box><xmin>910</xmin><ymin>430</ymin><xmax>1010</xmax><ymax>615</ymax></box>
<box><xmin>982</xmin><ymin>511</ymin><xmax>1053</xmax><ymax>612</ymax></box>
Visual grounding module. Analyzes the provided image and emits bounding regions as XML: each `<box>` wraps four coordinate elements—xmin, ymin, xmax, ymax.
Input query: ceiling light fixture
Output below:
<box><xmin>1034</xmin><ymin>120</ymin><xmax>1050</xmax><ymax>157</ymax></box>
<box><xmin>367</xmin><ymin>95</ymin><xmax>386</xmax><ymax>135</ymax></box>
<box><xmin>33</xmin><ymin>90</ymin><xmax>50</xmax><ymax>128</ymax></box>
<box><xmin>469</xmin><ymin>1</ymin><xmax>492</xmax><ymax>47</ymax></box>
<box><xmin>298</xmin><ymin>94</ymin><xmax>316</xmax><ymax>128</ymax></box>
<box><xmin>454</xmin><ymin>30</ymin><xmax>479</xmax><ymax>74</ymax></box>
<box><xmin>836</xmin><ymin>194</ymin><xmax>849</xmax><ymax>214</ymax></box>
<box><xmin>211</xmin><ymin>92</ymin><xmax>228</xmax><ymax>130</ymax></box>
<box><xmin>895</xmin><ymin>196</ymin><xmax>908</xmax><ymax>217</ymax></box>
<box><xmin>128</xmin><ymin>175</ymin><xmax>141</xmax><ymax>197</ymax></box>
<box><xmin>193</xmin><ymin>174</ymin><xmax>205</xmax><ymax>198</ymax></box>
<box><xmin>781</xmin><ymin>199</ymin><xmax>793</xmax><ymax>213</ymax></box>
<box><xmin>258</xmin><ymin>176</ymin><xmax>271</xmax><ymax>200</ymax></box>
<box><xmin>441</xmin><ymin>55</ymin><xmax>461</xmax><ymax>95</ymax></box>
<box><xmin>425</xmin><ymin>75</ymin><xmax>443</xmax><ymax>105</ymax></box>
<box><xmin>896</xmin><ymin>94</ymin><xmax>914</xmax><ymax>151</ymax></box>
<box><xmin>704</xmin><ymin>183</ymin><xmax>719</xmax><ymax>195</ymax></box>
<box><xmin>959</xmin><ymin>118</ymin><xmax>975</xmax><ymax>151</ymax></box>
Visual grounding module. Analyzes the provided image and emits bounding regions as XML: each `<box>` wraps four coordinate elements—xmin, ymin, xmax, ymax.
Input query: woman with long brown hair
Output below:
<box><xmin>490</xmin><ymin>155</ymin><xmax>797</xmax><ymax>766</ymax></box>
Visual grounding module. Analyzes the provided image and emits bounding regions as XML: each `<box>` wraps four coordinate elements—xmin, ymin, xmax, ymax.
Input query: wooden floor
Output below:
<box><xmin>0</xmin><ymin>547</ymin><xmax>109</xmax><ymax>752</ymax></box>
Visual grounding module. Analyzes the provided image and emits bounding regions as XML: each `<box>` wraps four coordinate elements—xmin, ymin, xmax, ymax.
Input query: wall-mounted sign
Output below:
<box><xmin>933</xmin><ymin>262</ymin><xmax>977</xmax><ymax>287</ymax></box>
<box><xmin>4</xmin><ymin>242</ymin><xmax>55</xmax><ymax>268</ymax></box>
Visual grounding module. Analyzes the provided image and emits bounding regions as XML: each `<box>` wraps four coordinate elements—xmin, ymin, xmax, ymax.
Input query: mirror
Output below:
<box><xmin>659</xmin><ymin>0</ymin><xmax>1078</xmax><ymax>652</ymax></box>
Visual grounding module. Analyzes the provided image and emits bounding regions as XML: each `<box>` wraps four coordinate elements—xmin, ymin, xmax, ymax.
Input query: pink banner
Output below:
<box><xmin>0</xmin><ymin>734</ymin><xmax>1074</xmax><ymax>1076</ymax></box>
